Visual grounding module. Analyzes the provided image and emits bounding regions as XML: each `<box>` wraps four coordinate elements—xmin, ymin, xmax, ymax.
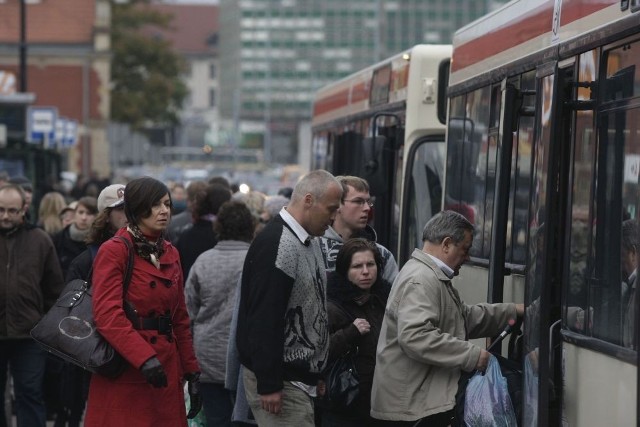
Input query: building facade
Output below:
<box><xmin>0</xmin><ymin>0</ymin><xmax>111</xmax><ymax>178</ymax></box>
<box><xmin>138</xmin><ymin>3</ymin><xmax>219</xmax><ymax>168</ymax></box>
<box><xmin>218</xmin><ymin>0</ymin><xmax>509</xmax><ymax>165</ymax></box>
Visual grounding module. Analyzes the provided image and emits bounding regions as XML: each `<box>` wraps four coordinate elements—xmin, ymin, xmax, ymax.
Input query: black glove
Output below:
<box><xmin>140</xmin><ymin>356</ymin><xmax>168</xmax><ymax>388</ymax></box>
<box><xmin>185</xmin><ymin>372</ymin><xmax>202</xmax><ymax>419</ymax></box>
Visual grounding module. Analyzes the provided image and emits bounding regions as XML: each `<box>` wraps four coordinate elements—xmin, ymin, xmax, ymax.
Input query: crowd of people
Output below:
<box><xmin>0</xmin><ymin>169</ymin><xmax>523</xmax><ymax>427</ymax></box>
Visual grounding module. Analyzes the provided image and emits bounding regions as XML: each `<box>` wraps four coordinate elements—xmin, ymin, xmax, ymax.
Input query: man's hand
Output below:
<box><xmin>475</xmin><ymin>349</ymin><xmax>490</xmax><ymax>372</ymax></box>
<box><xmin>260</xmin><ymin>390</ymin><xmax>283</xmax><ymax>415</ymax></box>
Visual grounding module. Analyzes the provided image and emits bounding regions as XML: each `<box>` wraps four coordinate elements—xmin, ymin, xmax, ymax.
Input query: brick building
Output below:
<box><xmin>0</xmin><ymin>0</ymin><xmax>111</xmax><ymax>178</ymax></box>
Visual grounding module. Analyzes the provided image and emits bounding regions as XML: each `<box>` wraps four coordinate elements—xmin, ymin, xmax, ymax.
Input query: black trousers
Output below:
<box><xmin>376</xmin><ymin>410</ymin><xmax>455</xmax><ymax>427</ymax></box>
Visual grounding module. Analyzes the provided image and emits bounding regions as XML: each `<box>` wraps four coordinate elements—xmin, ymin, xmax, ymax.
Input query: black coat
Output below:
<box><xmin>324</xmin><ymin>272</ymin><xmax>391</xmax><ymax>419</ymax></box>
<box><xmin>176</xmin><ymin>219</ymin><xmax>218</xmax><ymax>281</ymax></box>
<box><xmin>52</xmin><ymin>225</ymin><xmax>88</xmax><ymax>279</ymax></box>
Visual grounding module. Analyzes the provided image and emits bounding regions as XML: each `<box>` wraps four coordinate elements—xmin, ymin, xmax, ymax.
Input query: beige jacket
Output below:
<box><xmin>370</xmin><ymin>249</ymin><xmax>516</xmax><ymax>421</ymax></box>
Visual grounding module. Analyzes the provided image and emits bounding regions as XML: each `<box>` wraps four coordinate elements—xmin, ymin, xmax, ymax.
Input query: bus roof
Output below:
<box><xmin>312</xmin><ymin>44</ymin><xmax>451</xmax><ymax>128</ymax></box>
<box><xmin>450</xmin><ymin>0</ymin><xmax>620</xmax><ymax>87</ymax></box>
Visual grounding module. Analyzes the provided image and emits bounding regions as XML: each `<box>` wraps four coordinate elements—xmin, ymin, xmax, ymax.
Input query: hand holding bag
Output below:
<box><xmin>30</xmin><ymin>236</ymin><xmax>134</xmax><ymax>378</ymax></box>
<box><xmin>463</xmin><ymin>354</ymin><xmax>517</xmax><ymax>427</ymax></box>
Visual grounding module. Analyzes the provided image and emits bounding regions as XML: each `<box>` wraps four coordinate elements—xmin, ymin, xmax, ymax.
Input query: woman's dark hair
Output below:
<box><xmin>86</xmin><ymin>207</ymin><xmax>123</xmax><ymax>245</ymax></box>
<box><xmin>335</xmin><ymin>238</ymin><xmax>383</xmax><ymax>278</ymax></box>
<box><xmin>124</xmin><ymin>177</ymin><xmax>171</xmax><ymax>225</ymax></box>
<box><xmin>214</xmin><ymin>200</ymin><xmax>255</xmax><ymax>242</ymax></box>
<box><xmin>193</xmin><ymin>183</ymin><xmax>232</xmax><ymax>217</ymax></box>
<box><xmin>76</xmin><ymin>196</ymin><xmax>99</xmax><ymax>215</ymax></box>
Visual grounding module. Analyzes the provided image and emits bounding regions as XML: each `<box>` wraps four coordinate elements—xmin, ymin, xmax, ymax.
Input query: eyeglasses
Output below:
<box><xmin>343</xmin><ymin>198</ymin><xmax>374</xmax><ymax>208</ymax></box>
<box><xmin>0</xmin><ymin>207</ymin><xmax>22</xmax><ymax>216</ymax></box>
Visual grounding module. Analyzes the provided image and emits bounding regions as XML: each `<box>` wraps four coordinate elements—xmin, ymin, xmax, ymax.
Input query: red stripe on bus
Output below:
<box><xmin>313</xmin><ymin>60</ymin><xmax>410</xmax><ymax>117</ymax></box>
<box><xmin>313</xmin><ymin>90</ymin><xmax>350</xmax><ymax>116</ymax></box>
<box><xmin>452</xmin><ymin>0</ymin><xmax>613</xmax><ymax>73</ymax></box>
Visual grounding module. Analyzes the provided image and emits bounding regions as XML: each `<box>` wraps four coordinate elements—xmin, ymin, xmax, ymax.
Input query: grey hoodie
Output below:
<box><xmin>319</xmin><ymin>225</ymin><xmax>399</xmax><ymax>284</ymax></box>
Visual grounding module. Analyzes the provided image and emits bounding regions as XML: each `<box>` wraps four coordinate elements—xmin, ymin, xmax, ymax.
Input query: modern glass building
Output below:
<box><xmin>219</xmin><ymin>0</ymin><xmax>508</xmax><ymax>164</ymax></box>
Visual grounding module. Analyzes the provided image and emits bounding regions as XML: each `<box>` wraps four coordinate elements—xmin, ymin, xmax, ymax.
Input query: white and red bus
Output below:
<box><xmin>311</xmin><ymin>44</ymin><xmax>452</xmax><ymax>265</ymax></box>
<box><xmin>447</xmin><ymin>0</ymin><xmax>640</xmax><ymax>425</ymax></box>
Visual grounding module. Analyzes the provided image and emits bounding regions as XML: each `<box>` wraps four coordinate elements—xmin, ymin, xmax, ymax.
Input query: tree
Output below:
<box><xmin>110</xmin><ymin>1</ymin><xmax>187</xmax><ymax>130</ymax></box>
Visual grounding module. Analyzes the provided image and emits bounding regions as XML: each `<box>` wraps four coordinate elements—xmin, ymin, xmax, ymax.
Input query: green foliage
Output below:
<box><xmin>110</xmin><ymin>0</ymin><xmax>187</xmax><ymax>129</ymax></box>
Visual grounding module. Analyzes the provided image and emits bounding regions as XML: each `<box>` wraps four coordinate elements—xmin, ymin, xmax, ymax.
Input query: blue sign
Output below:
<box><xmin>27</xmin><ymin>106</ymin><xmax>58</xmax><ymax>144</ymax></box>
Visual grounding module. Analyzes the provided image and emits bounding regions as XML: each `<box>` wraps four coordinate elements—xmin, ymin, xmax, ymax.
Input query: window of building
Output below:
<box><xmin>209</xmin><ymin>63</ymin><xmax>216</xmax><ymax>79</ymax></box>
<box><xmin>209</xmin><ymin>89</ymin><xmax>216</xmax><ymax>108</ymax></box>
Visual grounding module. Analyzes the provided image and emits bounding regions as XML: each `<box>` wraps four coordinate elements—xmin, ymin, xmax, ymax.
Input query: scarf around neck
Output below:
<box><xmin>127</xmin><ymin>225</ymin><xmax>165</xmax><ymax>269</ymax></box>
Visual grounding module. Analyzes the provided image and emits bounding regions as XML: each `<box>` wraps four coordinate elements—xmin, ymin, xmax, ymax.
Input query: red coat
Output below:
<box><xmin>84</xmin><ymin>229</ymin><xmax>199</xmax><ymax>427</ymax></box>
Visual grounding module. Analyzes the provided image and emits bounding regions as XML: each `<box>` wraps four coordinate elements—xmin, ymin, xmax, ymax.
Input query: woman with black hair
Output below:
<box><xmin>321</xmin><ymin>238</ymin><xmax>391</xmax><ymax>427</ymax></box>
<box><xmin>84</xmin><ymin>176</ymin><xmax>201</xmax><ymax>426</ymax></box>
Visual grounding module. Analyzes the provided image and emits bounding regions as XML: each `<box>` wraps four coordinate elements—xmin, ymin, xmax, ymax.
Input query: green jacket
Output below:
<box><xmin>370</xmin><ymin>249</ymin><xmax>516</xmax><ymax>421</ymax></box>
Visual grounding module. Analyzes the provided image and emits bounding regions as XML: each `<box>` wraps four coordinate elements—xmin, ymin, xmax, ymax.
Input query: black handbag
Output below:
<box><xmin>30</xmin><ymin>236</ymin><xmax>134</xmax><ymax>379</ymax></box>
<box><xmin>324</xmin><ymin>302</ymin><xmax>360</xmax><ymax>408</ymax></box>
<box><xmin>325</xmin><ymin>347</ymin><xmax>360</xmax><ymax>408</ymax></box>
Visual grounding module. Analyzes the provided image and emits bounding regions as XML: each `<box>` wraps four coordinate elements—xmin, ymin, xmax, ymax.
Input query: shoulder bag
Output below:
<box><xmin>324</xmin><ymin>302</ymin><xmax>360</xmax><ymax>408</ymax></box>
<box><xmin>30</xmin><ymin>236</ymin><xmax>134</xmax><ymax>378</ymax></box>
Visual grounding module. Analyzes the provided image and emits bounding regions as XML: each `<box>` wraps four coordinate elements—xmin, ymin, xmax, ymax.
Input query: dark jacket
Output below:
<box><xmin>66</xmin><ymin>244</ymin><xmax>99</xmax><ymax>282</ymax></box>
<box><xmin>324</xmin><ymin>271</ymin><xmax>391</xmax><ymax>419</ymax></box>
<box><xmin>52</xmin><ymin>225</ymin><xmax>88</xmax><ymax>278</ymax></box>
<box><xmin>0</xmin><ymin>223</ymin><xmax>65</xmax><ymax>338</ymax></box>
<box><xmin>176</xmin><ymin>218</ymin><xmax>218</xmax><ymax>280</ymax></box>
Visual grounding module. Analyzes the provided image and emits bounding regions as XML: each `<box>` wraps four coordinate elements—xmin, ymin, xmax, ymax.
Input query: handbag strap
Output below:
<box><xmin>114</xmin><ymin>236</ymin><xmax>135</xmax><ymax>298</ymax></box>
<box><xmin>328</xmin><ymin>299</ymin><xmax>359</xmax><ymax>356</ymax></box>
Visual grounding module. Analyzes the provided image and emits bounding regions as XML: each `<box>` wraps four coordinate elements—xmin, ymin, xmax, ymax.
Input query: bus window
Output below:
<box><xmin>445</xmin><ymin>86</ymin><xmax>492</xmax><ymax>259</ymax></box>
<box><xmin>565</xmin><ymin>50</ymin><xmax>597</xmax><ymax>333</ymax></box>
<box><xmin>401</xmin><ymin>139</ymin><xmax>445</xmax><ymax>261</ymax></box>
<box><xmin>482</xmin><ymin>86</ymin><xmax>501</xmax><ymax>256</ymax></box>
<box><xmin>589</xmin><ymin>40</ymin><xmax>640</xmax><ymax>346</ymax></box>
<box><xmin>507</xmin><ymin>71</ymin><xmax>536</xmax><ymax>265</ymax></box>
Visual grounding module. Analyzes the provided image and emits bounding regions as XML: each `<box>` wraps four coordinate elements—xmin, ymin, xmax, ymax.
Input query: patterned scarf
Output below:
<box><xmin>127</xmin><ymin>225</ymin><xmax>165</xmax><ymax>269</ymax></box>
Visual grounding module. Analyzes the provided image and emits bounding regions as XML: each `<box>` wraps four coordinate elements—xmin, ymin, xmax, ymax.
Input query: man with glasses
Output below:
<box><xmin>0</xmin><ymin>184</ymin><xmax>64</xmax><ymax>427</ymax></box>
<box><xmin>319</xmin><ymin>175</ymin><xmax>398</xmax><ymax>283</ymax></box>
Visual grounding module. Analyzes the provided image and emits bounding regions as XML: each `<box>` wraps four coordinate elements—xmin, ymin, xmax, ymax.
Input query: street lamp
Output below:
<box><xmin>19</xmin><ymin>0</ymin><xmax>27</xmax><ymax>92</ymax></box>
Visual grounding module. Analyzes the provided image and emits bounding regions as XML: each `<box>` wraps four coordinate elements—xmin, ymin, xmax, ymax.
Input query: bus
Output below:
<box><xmin>311</xmin><ymin>44</ymin><xmax>452</xmax><ymax>265</ymax></box>
<box><xmin>446</xmin><ymin>0</ymin><xmax>640</xmax><ymax>425</ymax></box>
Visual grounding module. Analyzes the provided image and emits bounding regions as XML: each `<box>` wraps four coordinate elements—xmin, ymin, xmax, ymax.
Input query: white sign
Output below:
<box><xmin>27</xmin><ymin>106</ymin><xmax>58</xmax><ymax>144</ymax></box>
<box><xmin>624</xmin><ymin>154</ymin><xmax>640</xmax><ymax>183</ymax></box>
<box><xmin>64</xmin><ymin>120</ymin><xmax>78</xmax><ymax>146</ymax></box>
<box><xmin>551</xmin><ymin>0</ymin><xmax>563</xmax><ymax>43</ymax></box>
<box><xmin>54</xmin><ymin>118</ymin><xmax>68</xmax><ymax>148</ymax></box>
<box><xmin>0</xmin><ymin>71</ymin><xmax>16</xmax><ymax>95</ymax></box>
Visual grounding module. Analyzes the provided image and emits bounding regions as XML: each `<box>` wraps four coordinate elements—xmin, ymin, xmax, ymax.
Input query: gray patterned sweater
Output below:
<box><xmin>236</xmin><ymin>214</ymin><xmax>329</xmax><ymax>394</ymax></box>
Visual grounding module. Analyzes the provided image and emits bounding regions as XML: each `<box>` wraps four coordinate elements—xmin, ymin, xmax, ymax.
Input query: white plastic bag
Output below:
<box><xmin>464</xmin><ymin>355</ymin><xmax>517</xmax><ymax>427</ymax></box>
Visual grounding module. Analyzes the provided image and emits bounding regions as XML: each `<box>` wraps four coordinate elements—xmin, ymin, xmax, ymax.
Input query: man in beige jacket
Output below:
<box><xmin>370</xmin><ymin>210</ymin><xmax>524</xmax><ymax>426</ymax></box>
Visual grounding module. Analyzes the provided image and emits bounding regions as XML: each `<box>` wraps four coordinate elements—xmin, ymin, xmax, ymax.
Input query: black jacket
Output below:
<box><xmin>324</xmin><ymin>271</ymin><xmax>391</xmax><ymax>418</ymax></box>
<box><xmin>52</xmin><ymin>225</ymin><xmax>88</xmax><ymax>279</ymax></box>
<box><xmin>176</xmin><ymin>219</ymin><xmax>217</xmax><ymax>281</ymax></box>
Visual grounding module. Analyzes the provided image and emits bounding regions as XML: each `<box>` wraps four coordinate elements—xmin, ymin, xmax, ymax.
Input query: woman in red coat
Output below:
<box><xmin>85</xmin><ymin>176</ymin><xmax>202</xmax><ymax>427</ymax></box>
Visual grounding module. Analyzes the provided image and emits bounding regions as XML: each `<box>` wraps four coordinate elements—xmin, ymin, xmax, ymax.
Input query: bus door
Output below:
<box><xmin>329</xmin><ymin>117</ymin><xmax>403</xmax><ymax>251</ymax></box>
<box><xmin>361</xmin><ymin>116</ymin><xmax>402</xmax><ymax>250</ymax></box>
<box><xmin>523</xmin><ymin>61</ymin><xmax>575</xmax><ymax>427</ymax></box>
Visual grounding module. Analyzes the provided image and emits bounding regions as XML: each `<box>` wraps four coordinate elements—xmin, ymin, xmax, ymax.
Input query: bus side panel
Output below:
<box><xmin>563</xmin><ymin>343</ymin><xmax>636</xmax><ymax>426</ymax></box>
